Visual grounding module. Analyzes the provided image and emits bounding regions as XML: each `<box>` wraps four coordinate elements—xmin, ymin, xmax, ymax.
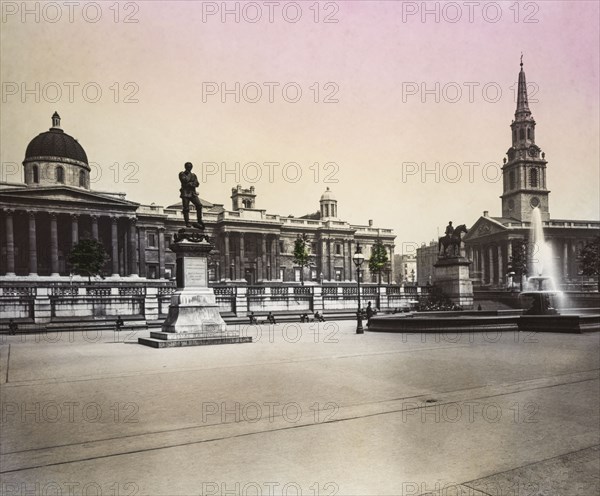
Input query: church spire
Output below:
<box><xmin>515</xmin><ymin>54</ymin><xmax>531</xmax><ymax>119</ymax></box>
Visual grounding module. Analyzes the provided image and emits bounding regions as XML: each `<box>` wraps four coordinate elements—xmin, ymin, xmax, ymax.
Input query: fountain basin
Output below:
<box><xmin>368</xmin><ymin>310</ymin><xmax>600</xmax><ymax>334</ymax></box>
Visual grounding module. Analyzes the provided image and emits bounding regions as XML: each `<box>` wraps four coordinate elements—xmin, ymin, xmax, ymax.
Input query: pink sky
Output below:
<box><xmin>2</xmin><ymin>0</ymin><xmax>598</xmax><ymax>246</ymax></box>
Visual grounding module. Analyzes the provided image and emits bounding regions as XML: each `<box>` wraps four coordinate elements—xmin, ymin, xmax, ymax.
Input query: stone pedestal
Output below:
<box><xmin>433</xmin><ymin>257</ymin><xmax>474</xmax><ymax>309</ymax></box>
<box><xmin>139</xmin><ymin>235</ymin><xmax>251</xmax><ymax>348</ymax></box>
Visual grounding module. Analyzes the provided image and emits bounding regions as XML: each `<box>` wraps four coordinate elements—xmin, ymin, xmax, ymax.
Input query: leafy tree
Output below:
<box><xmin>509</xmin><ymin>241</ymin><xmax>528</xmax><ymax>291</ymax></box>
<box><xmin>579</xmin><ymin>236</ymin><xmax>600</xmax><ymax>291</ymax></box>
<box><xmin>369</xmin><ymin>240</ymin><xmax>389</xmax><ymax>307</ymax></box>
<box><xmin>293</xmin><ymin>233</ymin><xmax>311</xmax><ymax>286</ymax></box>
<box><xmin>68</xmin><ymin>238</ymin><xmax>109</xmax><ymax>283</ymax></box>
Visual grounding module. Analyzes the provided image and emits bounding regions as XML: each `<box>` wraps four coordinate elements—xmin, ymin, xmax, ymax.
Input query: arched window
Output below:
<box><xmin>530</xmin><ymin>168</ymin><xmax>538</xmax><ymax>187</ymax></box>
<box><xmin>527</xmin><ymin>128</ymin><xmax>532</xmax><ymax>140</ymax></box>
<box><xmin>32</xmin><ymin>164</ymin><xmax>39</xmax><ymax>183</ymax></box>
<box><xmin>509</xmin><ymin>170</ymin><xmax>515</xmax><ymax>190</ymax></box>
<box><xmin>56</xmin><ymin>166</ymin><xmax>65</xmax><ymax>183</ymax></box>
<box><xmin>519</xmin><ymin>129</ymin><xmax>525</xmax><ymax>140</ymax></box>
<box><xmin>79</xmin><ymin>170</ymin><xmax>86</xmax><ymax>187</ymax></box>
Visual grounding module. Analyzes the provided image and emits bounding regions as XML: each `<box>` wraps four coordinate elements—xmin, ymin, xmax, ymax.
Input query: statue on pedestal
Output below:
<box><xmin>179</xmin><ymin>162</ymin><xmax>205</xmax><ymax>230</ymax></box>
<box><xmin>438</xmin><ymin>221</ymin><xmax>468</xmax><ymax>258</ymax></box>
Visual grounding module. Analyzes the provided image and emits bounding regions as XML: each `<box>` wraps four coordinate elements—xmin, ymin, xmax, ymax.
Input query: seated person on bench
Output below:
<box><xmin>314</xmin><ymin>311</ymin><xmax>326</xmax><ymax>322</ymax></box>
<box><xmin>248</xmin><ymin>312</ymin><xmax>258</xmax><ymax>325</ymax></box>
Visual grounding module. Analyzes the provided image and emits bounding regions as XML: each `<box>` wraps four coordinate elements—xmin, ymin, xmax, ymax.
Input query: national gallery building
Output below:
<box><xmin>462</xmin><ymin>62</ymin><xmax>599</xmax><ymax>289</ymax></box>
<box><xmin>0</xmin><ymin>113</ymin><xmax>395</xmax><ymax>285</ymax></box>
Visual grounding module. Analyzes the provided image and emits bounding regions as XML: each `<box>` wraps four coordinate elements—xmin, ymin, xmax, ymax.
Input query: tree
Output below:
<box><xmin>510</xmin><ymin>241</ymin><xmax>528</xmax><ymax>291</ymax></box>
<box><xmin>293</xmin><ymin>233</ymin><xmax>311</xmax><ymax>286</ymax></box>
<box><xmin>579</xmin><ymin>236</ymin><xmax>600</xmax><ymax>291</ymax></box>
<box><xmin>369</xmin><ymin>240</ymin><xmax>389</xmax><ymax>308</ymax></box>
<box><xmin>68</xmin><ymin>238</ymin><xmax>109</xmax><ymax>283</ymax></box>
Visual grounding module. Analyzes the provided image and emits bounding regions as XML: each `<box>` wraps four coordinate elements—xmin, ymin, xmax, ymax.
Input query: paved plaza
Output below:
<box><xmin>1</xmin><ymin>322</ymin><xmax>598</xmax><ymax>495</ymax></box>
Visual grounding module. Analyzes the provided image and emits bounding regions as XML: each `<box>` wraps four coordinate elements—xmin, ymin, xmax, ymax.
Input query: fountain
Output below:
<box><xmin>519</xmin><ymin>207</ymin><xmax>561</xmax><ymax>316</ymax></box>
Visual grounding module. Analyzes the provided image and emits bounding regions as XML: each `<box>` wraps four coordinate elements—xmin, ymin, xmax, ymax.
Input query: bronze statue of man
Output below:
<box><xmin>179</xmin><ymin>162</ymin><xmax>204</xmax><ymax>229</ymax></box>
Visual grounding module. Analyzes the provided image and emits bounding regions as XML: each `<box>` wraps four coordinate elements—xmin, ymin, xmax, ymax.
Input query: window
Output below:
<box><xmin>294</xmin><ymin>267</ymin><xmax>301</xmax><ymax>282</ymax></box>
<box><xmin>509</xmin><ymin>170</ymin><xmax>515</xmax><ymax>190</ymax></box>
<box><xmin>147</xmin><ymin>232</ymin><xmax>157</xmax><ymax>247</ymax></box>
<box><xmin>279</xmin><ymin>268</ymin><xmax>285</xmax><ymax>281</ymax></box>
<box><xmin>335</xmin><ymin>269</ymin><xmax>342</xmax><ymax>281</ymax></box>
<box><xmin>519</xmin><ymin>129</ymin><xmax>525</xmax><ymax>140</ymax></box>
<box><xmin>335</xmin><ymin>244</ymin><xmax>341</xmax><ymax>255</ymax></box>
<box><xmin>530</xmin><ymin>168</ymin><xmax>538</xmax><ymax>187</ymax></box>
<box><xmin>32</xmin><ymin>165</ymin><xmax>39</xmax><ymax>183</ymax></box>
<box><xmin>56</xmin><ymin>166</ymin><xmax>65</xmax><ymax>183</ymax></box>
<box><xmin>79</xmin><ymin>170</ymin><xmax>86</xmax><ymax>187</ymax></box>
<box><xmin>527</xmin><ymin>128</ymin><xmax>532</xmax><ymax>140</ymax></box>
<box><xmin>512</xmin><ymin>129</ymin><xmax>516</xmax><ymax>142</ymax></box>
<box><xmin>148</xmin><ymin>265</ymin><xmax>157</xmax><ymax>279</ymax></box>
<box><xmin>279</xmin><ymin>241</ymin><xmax>285</xmax><ymax>253</ymax></box>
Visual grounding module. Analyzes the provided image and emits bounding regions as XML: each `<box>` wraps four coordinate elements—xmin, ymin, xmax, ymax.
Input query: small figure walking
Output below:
<box><xmin>115</xmin><ymin>316</ymin><xmax>124</xmax><ymax>332</ymax></box>
<box><xmin>8</xmin><ymin>319</ymin><xmax>17</xmax><ymax>335</ymax></box>
<box><xmin>267</xmin><ymin>312</ymin><xmax>277</xmax><ymax>325</ymax></box>
<box><xmin>366</xmin><ymin>301</ymin><xmax>374</xmax><ymax>325</ymax></box>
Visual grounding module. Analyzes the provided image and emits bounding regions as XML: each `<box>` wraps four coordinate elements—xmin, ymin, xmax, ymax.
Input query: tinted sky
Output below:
<box><xmin>2</xmin><ymin>0</ymin><xmax>598</xmax><ymax>249</ymax></box>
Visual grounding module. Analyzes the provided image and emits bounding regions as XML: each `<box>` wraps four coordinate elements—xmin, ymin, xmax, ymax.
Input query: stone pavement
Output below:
<box><xmin>1</xmin><ymin>322</ymin><xmax>598</xmax><ymax>495</ymax></box>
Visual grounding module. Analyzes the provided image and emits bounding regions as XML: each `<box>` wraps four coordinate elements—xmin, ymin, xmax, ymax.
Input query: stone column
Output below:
<box><xmin>223</xmin><ymin>232</ymin><xmax>230</xmax><ymax>279</ymax></box>
<box><xmin>328</xmin><ymin>239</ymin><xmax>335</xmax><ymax>281</ymax></box>
<box><xmin>321</xmin><ymin>239</ymin><xmax>328</xmax><ymax>280</ymax></box>
<box><xmin>28</xmin><ymin>212</ymin><xmax>37</xmax><ymax>275</ymax></box>
<box><xmin>488</xmin><ymin>246</ymin><xmax>494</xmax><ymax>284</ymax></box>
<box><xmin>91</xmin><ymin>215</ymin><xmax>99</xmax><ymax>240</ymax></box>
<box><xmin>50</xmin><ymin>213</ymin><xmax>59</xmax><ymax>276</ymax></box>
<box><xmin>563</xmin><ymin>241</ymin><xmax>569</xmax><ymax>280</ymax></box>
<box><xmin>239</xmin><ymin>233</ymin><xmax>245</xmax><ymax>281</ymax></box>
<box><xmin>111</xmin><ymin>217</ymin><xmax>119</xmax><ymax>276</ymax></box>
<box><xmin>71</xmin><ymin>214</ymin><xmax>79</xmax><ymax>246</ymax></box>
<box><xmin>261</xmin><ymin>234</ymin><xmax>267</xmax><ymax>281</ymax></box>
<box><xmin>128</xmin><ymin>218</ymin><xmax>139</xmax><ymax>276</ymax></box>
<box><xmin>348</xmin><ymin>240</ymin><xmax>355</xmax><ymax>281</ymax></box>
<box><xmin>138</xmin><ymin>226</ymin><xmax>147</xmax><ymax>278</ymax></box>
<box><xmin>497</xmin><ymin>244</ymin><xmax>503</xmax><ymax>285</ymax></box>
<box><xmin>389</xmin><ymin>245</ymin><xmax>395</xmax><ymax>283</ymax></box>
<box><xmin>275</xmin><ymin>236</ymin><xmax>281</xmax><ymax>280</ymax></box>
<box><xmin>507</xmin><ymin>241</ymin><xmax>513</xmax><ymax>262</ymax></box>
<box><xmin>4</xmin><ymin>209</ymin><xmax>15</xmax><ymax>275</ymax></box>
<box><xmin>158</xmin><ymin>227</ymin><xmax>166</xmax><ymax>279</ymax></box>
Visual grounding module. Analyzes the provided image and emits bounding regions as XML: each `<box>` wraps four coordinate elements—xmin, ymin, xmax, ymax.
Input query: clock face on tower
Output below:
<box><xmin>530</xmin><ymin>197</ymin><xmax>540</xmax><ymax>208</ymax></box>
<box><xmin>528</xmin><ymin>147</ymin><xmax>538</xmax><ymax>157</ymax></box>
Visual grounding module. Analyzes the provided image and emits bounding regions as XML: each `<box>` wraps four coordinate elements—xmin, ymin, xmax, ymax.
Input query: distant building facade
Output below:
<box><xmin>394</xmin><ymin>253</ymin><xmax>417</xmax><ymax>285</ymax></box>
<box><xmin>0</xmin><ymin>114</ymin><xmax>395</xmax><ymax>285</ymax></box>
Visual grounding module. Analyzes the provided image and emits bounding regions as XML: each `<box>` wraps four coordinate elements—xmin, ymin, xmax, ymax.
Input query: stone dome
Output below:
<box><xmin>24</xmin><ymin>112</ymin><xmax>88</xmax><ymax>166</ymax></box>
<box><xmin>320</xmin><ymin>187</ymin><xmax>336</xmax><ymax>202</ymax></box>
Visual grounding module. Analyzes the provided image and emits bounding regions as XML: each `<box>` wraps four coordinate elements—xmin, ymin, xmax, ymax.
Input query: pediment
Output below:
<box><xmin>464</xmin><ymin>216</ymin><xmax>507</xmax><ymax>241</ymax></box>
<box><xmin>0</xmin><ymin>186</ymin><xmax>139</xmax><ymax>210</ymax></box>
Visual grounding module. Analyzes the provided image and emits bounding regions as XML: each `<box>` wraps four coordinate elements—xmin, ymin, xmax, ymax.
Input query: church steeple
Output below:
<box><xmin>501</xmin><ymin>57</ymin><xmax>550</xmax><ymax>223</ymax></box>
<box><xmin>515</xmin><ymin>54</ymin><xmax>531</xmax><ymax>119</ymax></box>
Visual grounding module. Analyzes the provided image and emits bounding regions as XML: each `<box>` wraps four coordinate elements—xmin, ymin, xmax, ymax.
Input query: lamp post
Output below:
<box><xmin>353</xmin><ymin>244</ymin><xmax>365</xmax><ymax>334</ymax></box>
